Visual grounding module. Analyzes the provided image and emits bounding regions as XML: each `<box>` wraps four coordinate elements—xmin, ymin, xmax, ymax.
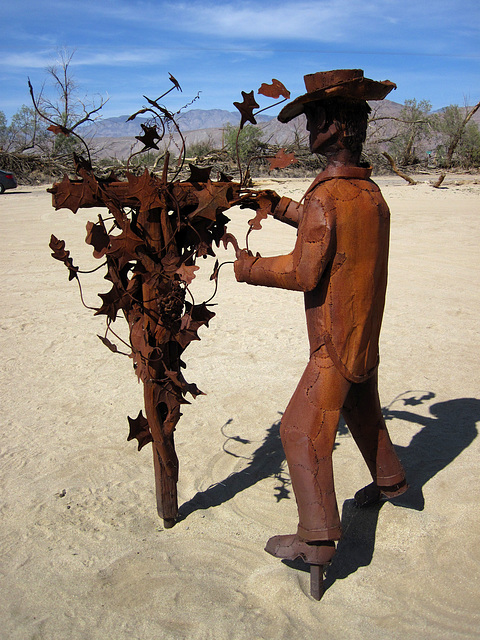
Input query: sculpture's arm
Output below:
<box><xmin>235</xmin><ymin>197</ymin><xmax>333</xmax><ymax>292</ymax></box>
<box><xmin>272</xmin><ymin>196</ymin><xmax>303</xmax><ymax>228</ymax></box>
<box><xmin>239</xmin><ymin>190</ymin><xmax>303</xmax><ymax>229</ymax></box>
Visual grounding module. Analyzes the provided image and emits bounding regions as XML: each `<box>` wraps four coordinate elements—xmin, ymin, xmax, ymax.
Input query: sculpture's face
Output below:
<box><xmin>304</xmin><ymin>103</ymin><xmax>337</xmax><ymax>154</ymax></box>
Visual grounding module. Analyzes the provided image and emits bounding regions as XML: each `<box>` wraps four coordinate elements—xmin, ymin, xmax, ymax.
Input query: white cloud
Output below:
<box><xmin>72</xmin><ymin>50</ymin><xmax>171</xmax><ymax>67</ymax></box>
<box><xmin>3</xmin><ymin>48</ymin><xmax>172</xmax><ymax>69</ymax></box>
<box><xmin>51</xmin><ymin>0</ymin><xmax>383</xmax><ymax>43</ymax></box>
<box><xmin>163</xmin><ymin>0</ymin><xmax>368</xmax><ymax>42</ymax></box>
<box><xmin>3</xmin><ymin>52</ymin><xmax>55</xmax><ymax>69</ymax></box>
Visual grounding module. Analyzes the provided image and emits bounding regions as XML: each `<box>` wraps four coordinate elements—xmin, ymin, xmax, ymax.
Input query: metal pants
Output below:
<box><xmin>280</xmin><ymin>345</ymin><xmax>406</xmax><ymax>541</ymax></box>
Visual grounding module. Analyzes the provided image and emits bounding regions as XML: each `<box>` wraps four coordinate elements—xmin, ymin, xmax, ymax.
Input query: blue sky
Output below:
<box><xmin>1</xmin><ymin>0</ymin><xmax>479</xmax><ymax>121</ymax></box>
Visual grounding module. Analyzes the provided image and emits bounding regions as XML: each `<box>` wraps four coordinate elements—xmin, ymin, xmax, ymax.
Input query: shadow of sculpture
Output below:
<box><xmin>178</xmin><ymin>405</ymin><xmax>350</xmax><ymax>522</ymax></box>
<box><xmin>323</xmin><ymin>394</ymin><xmax>480</xmax><ymax>589</ymax></box>
<box><xmin>177</xmin><ymin>393</ymin><xmax>479</xmax><ymax>591</ymax></box>
<box><xmin>1</xmin><ymin>190</ymin><xmax>32</xmax><ymax>195</ymax></box>
<box><xmin>177</xmin><ymin>413</ymin><xmax>289</xmax><ymax>521</ymax></box>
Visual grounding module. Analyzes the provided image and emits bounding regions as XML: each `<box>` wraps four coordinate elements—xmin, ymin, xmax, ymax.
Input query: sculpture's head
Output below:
<box><xmin>278</xmin><ymin>69</ymin><xmax>396</xmax><ymax>156</ymax></box>
<box><xmin>302</xmin><ymin>98</ymin><xmax>371</xmax><ymax>155</ymax></box>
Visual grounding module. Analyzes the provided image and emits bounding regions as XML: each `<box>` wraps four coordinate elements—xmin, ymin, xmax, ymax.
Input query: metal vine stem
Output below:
<box><xmin>43</xmin><ymin>74</ymin><xmax>294</xmax><ymax>529</ymax></box>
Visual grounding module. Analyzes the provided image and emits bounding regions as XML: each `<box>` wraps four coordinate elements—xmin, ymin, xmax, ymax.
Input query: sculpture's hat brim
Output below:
<box><xmin>278</xmin><ymin>69</ymin><xmax>396</xmax><ymax>123</ymax></box>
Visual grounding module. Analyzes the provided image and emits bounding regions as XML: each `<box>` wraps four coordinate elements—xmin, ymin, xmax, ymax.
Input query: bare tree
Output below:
<box><xmin>29</xmin><ymin>48</ymin><xmax>108</xmax><ymax>162</ymax></box>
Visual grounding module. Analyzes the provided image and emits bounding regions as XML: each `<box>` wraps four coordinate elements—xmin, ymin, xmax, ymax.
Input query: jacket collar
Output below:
<box><xmin>304</xmin><ymin>164</ymin><xmax>372</xmax><ymax>199</ymax></box>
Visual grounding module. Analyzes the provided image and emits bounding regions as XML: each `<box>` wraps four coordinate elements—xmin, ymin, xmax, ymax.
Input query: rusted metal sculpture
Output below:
<box><xmin>45</xmin><ymin>76</ymin><xmax>293</xmax><ymax>528</ymax></box>
<box><xmin>49</xmin><ymin>161</ymin><xmax>246</xmax><ymax>526</ymax></box>
<box><xmin>43</xmin><ymin>70</ymin><xmax>407</xmax><ymax>601</ymax></box>
<box><xmin>234</xmin><ymin>69</ymin><xmax>408</xmax><ymax>599</ymax></box>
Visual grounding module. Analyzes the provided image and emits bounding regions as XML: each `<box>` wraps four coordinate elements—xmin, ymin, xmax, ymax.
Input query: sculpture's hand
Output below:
<box><xmin>239</xmin><ymin>189</ymin><xmax>281</xmax><ymax>215</ymax></box>
<box><xmin>239</xmin><ymin>190</ymin><xmax>301</xmax><ymax>229</ymax></box>
<box><xmin>234</xmin><ymin>249</ymin><xmax>258</xmax><ymax>282</ymax></box>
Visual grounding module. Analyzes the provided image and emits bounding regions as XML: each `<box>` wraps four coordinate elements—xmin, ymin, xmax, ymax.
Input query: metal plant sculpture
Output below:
<box><xmin>40</xmin><ymin>75</ymin><xmax>294</xmax><ymax>528</ymax></box>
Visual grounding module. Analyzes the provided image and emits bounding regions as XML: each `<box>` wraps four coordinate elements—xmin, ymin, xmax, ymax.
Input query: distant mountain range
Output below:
<box><xmin>81</xmin><ymin>109</ymin><xmax>273</xmax><ymax>138</ymax></box>
<box><xmin>81</xmin><ymin>100</ymin><xmax>480</xmax><ymax>161</ymax></box>
<box><xmin>83</xmin><ymin>100</ymin><xmax>400</xmax><ymax>160</ymax></box>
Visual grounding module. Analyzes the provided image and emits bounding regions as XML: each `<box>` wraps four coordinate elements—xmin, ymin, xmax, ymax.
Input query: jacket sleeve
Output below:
<box><xmin>243</xmin><ymin>195</ymin><xmax>334</xmax><ymax>292</ymax></box>
<box><xmin>272</xmin><ymin>196</ymin><xmax>303</xmax><ymax>228</ymax></box>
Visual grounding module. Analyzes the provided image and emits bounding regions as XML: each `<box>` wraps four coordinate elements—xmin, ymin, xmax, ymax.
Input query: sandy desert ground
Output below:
<box><xmin>1</xmin><ymin>174</ymin><xmax>479</xmax><ymax>640</ymax></box>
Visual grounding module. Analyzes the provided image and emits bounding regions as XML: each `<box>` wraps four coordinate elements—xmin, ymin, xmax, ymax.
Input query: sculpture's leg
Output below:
<box><xmin>265</xmin><ymin>534</ymin><xmax>334</xmax><ymax>600</ymax></box>
<box><xmin>265</xmin><ymin>347</ymin><xmax>349</xmax><ymax>600</ymax></box>
<box><xmin>341</xmin><ymin>372</ymin><xmax>407</xmax><ymax>502</ymax></box>
<box><xmin>280</xmin><ymin>346</ymin><xmax>350</xmax><ymax>541</ymax></box>
<box><xmin>310</xmin><ymin>564</ymin><xmax>325</xmax><ymax>600</ymax></box>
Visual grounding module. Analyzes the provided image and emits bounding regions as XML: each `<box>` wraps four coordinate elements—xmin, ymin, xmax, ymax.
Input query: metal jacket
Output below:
<box><xmin>241</xmin><ymin>165</ymin><xmax>390</xmax><ymax>383</ymax></box>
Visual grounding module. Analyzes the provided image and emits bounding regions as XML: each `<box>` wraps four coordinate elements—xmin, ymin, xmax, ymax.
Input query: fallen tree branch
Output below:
<box><xmin>382</xmin><ymin>152</ymin><xmax>417</xmax><ymax>185</ymax></box>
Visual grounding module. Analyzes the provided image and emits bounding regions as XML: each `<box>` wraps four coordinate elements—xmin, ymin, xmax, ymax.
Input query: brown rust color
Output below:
<box><xmin>48</xmin><ymin>160</ymin><xmax>254</xmax><ymax>527</ymax></box>
<box><xmin>47</xmin><ymin>71</ymin><xmax>409</xmax><ymax>601</ymax></box>
<box><xmin>235</xmin><ymin>69</ymin><xmax>407</xmax><ymax>599</ymax></box>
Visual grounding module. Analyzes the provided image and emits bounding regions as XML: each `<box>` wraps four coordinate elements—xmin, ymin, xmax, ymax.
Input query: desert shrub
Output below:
<box><xmin>187</xmin><ymin>139</ymin><xmax>217</xmax><ymax>158</ymax></box>
<box><xmin>223</xmin><ymin>123</ymin><xmax>266</xmax><ymax>161</ymax></box>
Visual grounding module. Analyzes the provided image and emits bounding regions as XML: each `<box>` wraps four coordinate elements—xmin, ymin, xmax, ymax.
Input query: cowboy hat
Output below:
<box><xmin>278</xmin><ymin>69</ymin><xmax>396</xmax><ymax>123</ymax></box>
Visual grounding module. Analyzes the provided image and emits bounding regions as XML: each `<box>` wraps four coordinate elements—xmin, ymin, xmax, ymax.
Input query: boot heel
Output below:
<box><xmin>310</xmin><ymin>564</ymin><xmax>325</xmax><ymax>600</ymax></box>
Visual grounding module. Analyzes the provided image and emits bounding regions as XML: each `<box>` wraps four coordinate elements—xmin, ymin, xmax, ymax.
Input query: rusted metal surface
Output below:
<box><xmin>46</xmin><ymin>76</ymin><xmax>293</xmax><ymax>528</ymax></box>
<box><xmin>235</xmin><ymin>70</ymin><xmax>408</xmax><ymax>599</ymax></box>
<box><xmin>45</xmin><ymin>70</ymin><xmax>408</xmax><ymax>601</ymax></box>
<box><xmin>49</xmin><ymin>162</ymin><xmax>249</xmax><ymax>523</ymax></box>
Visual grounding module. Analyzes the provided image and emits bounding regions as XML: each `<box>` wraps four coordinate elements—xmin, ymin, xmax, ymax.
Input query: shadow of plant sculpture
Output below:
<box><xmin>36</xmin><ymin>74</ymin><xmax>296</xmax><ymax>526</ymax></box>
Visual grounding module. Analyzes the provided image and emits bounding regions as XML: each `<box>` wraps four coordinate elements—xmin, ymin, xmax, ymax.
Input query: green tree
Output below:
<box><xmin>432</xmin><ymin>101</ymin><xmax>480</xmax><ymax>187</ymax></box>
<box><xmin>389</xmin><ymin>99</ymin><xmax>433</xmax><ymax>165</ymax></box>
<box><xmin>457</xmin><ymin>121</ymin><xmax>480</xmax><ymax>167</ymax></box>
<box><xmin>9</xmin><ymin>105</ymin><xmax>48</xmax><ymax>153</ymax></box>
<box><xmin>0</xmin><ymin>106</ymin><xmax>48</xmax><ymax>153</ymax></box>
<box><xmin>434</xmin><ymin>104</ymin><xmax>480</xmax><ymax>168</ymax></box>
<box><xmin>0</xmin><ymin>111</ymin><xmax>8</xmax><ymax>150</ymax></box>
<box><xmin>223</xmin><ymin>123</ymin><xmax>265</xmax><ymax>161</ymax></box>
